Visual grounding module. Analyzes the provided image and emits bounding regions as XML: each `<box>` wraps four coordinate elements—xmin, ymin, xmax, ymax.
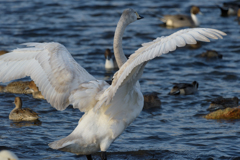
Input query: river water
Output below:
<box><xmin>0</xmin><ymin>0</ymin><xmax>240</xmax><ymax>159</ymax></box>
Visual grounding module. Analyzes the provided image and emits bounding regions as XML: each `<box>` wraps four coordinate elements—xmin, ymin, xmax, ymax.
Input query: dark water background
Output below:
<box><xmin>0</xmin><ymin>0</ymin><xmax>240</xmax><ymax>159</ymax></box>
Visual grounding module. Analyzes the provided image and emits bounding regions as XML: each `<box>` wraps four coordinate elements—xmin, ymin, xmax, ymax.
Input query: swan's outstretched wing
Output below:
<box><xmin>98</xmin><ymin>28</ymin><xmax>226</xmax><ymax>106</ymax></box>
<box><xmin>0</xmin><ymin>42</ymin><xmax>97</xmax><ymax>110</ymax></box>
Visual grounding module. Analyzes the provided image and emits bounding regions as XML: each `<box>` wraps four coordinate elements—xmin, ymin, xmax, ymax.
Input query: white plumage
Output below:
<box><xmin>0</xmin><ymin>8</ymin><xmax>226</xmax><ymax>159</ymax></box>
<box><xmin>0</xmin><ymin>150</ymin><xmax>19</xmax><ymax>160</ymax></box>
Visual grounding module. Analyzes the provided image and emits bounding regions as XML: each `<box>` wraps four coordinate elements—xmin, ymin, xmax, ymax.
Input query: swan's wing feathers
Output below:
<box><xmin>0</xmin><ymin>42</ymin><xmax>96</xmax><ymax>110</ymax></box>
<box><xmin>69</xmin><ymin>80</ymin><xmax>109</xmax><ymax>112</ymax></box>
<box><xmin>102</xmin><ymin>28</ymin><xmax>226</xmax><ymax>104</ymax></box>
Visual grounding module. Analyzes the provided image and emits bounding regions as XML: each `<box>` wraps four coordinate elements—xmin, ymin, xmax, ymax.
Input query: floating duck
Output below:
<box><xmin>160</xmin><ymin>6</ymin><xmax>201</xmax><ymax>28</ymax></box>
<box><xmin>9</xmin><ymin>97</ymin><xmax>40</xmax><ymax>121</ymax></box>
<box><xmin>143</xmin><ymin>92</ymin><xmax>161</xmax><ymax>109</ymax></box>
<box><xmin>207</xmin><ymin>96</ymin><xmax>239</xmax><ymax>112</ymax></box>
<box><xmin>169</xmin><ymin>81</ymin><xmax>199</xmax><ymax>95</ymax></box>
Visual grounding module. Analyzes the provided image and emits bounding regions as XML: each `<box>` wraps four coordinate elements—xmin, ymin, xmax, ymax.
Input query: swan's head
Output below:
<box><xmin>121</xmin><ymin>8</ymin><xmax>143</xmax><ymax>24</ymax></box>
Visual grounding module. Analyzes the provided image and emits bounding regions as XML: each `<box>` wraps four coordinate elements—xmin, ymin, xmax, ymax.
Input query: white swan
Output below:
<box><xmin>0</xmin><ymin>8</ymin><xmax>226</xmax><ymax>160</ymax></box>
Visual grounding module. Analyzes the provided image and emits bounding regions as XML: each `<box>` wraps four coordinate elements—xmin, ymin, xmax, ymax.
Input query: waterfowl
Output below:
<box><xmin>9</xmin><ymin>97</ymin><xmax>40</xmax><ymax>121</ymax></box>
<box><xmin>0</xmin><ymin>8</ymin><xmax>225</xmax><ymax>160</ymax></box>
<box><xmin>27</xmin><ymin>81</ymin><xmax>45</xmax><ymax>99</ymax></box>
<box><xmin>4</xmin><ymin>80</ymin><xmax>33</xmax><ymax>94</ymax></box>
<box><xmin>104</xmin><ymin>49</ymin><xmax>118</xmax><ymax>69</ymax></box>
<box><xmin>186</xmin><ymin>41</ymin><xmax>201</xmax><ymax>49</ymax></box>
<box><xmin>0</xmin><ymin>85</ymin><xmax>5</xmax><ymax>92</ymax></box>
<box><xmin>160</xmin><ymin>6</ymin><xmax>201</xmax><ymax>28</ymax></box>
<box><xmin>143</xmin><ymin>92</ymin><xmax>161</xmax><ymax>109</ymax></box>
<box><xmin>0</xmin><ymin>150</ymin><xmax>19</xmax><ymax>160</ymax></box>
<box><xmin>237</xmin><ymin>9</ymin><xmax>240</xmax><ymax>24</ymax></box>
<box><xmin>196</xmin><ymin>50</ymin><xmax>222</xmax><ymax>59</ymax></box>
<box><xmin>169</xmin><ymin>81</ymin><xmax>199</xmax><ymax>95</ymax></box>
<box><xmin>218</xmin><ymin>2</ymin><xmax>240</xmax><ymax>16</ymax></box>
<box><xmin>205</xmin><ymin>107</ymin><xmax>240</xmax><ymax>119</ymax></box>
<box><xmin>207</xmin><ymin>96</ymin><xmax>239</xmax><ymax>112</ymax></box>
<box><xmin>0</xmin><ymin>50</ymin><xmax>8</xmax><ymax>56</ymax></box>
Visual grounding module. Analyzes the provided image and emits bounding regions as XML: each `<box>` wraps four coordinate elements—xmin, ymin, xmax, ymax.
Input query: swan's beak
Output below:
<box><xmin>137</xmin><ymin>15</ymin><xmax>144</xmax><ymax>20</ymax></box>
<box><xmin>136</xmin><ymin>12</ymin><xmax>144</xmax><ymax>20</ymax></box>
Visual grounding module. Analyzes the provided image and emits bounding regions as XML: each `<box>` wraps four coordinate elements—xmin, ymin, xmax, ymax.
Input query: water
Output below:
<box><xmin>0</xmin><ymin>0</ymin><xmax>240</xmax><ymax>159</ymax></box>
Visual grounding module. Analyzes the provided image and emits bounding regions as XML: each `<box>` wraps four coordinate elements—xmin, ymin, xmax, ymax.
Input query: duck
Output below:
<box><xmin>27</xmin><ymin>81</ymin><xmax>45</xmax><ymax>99</ymax></box>
<box><xmin>218</xmin><ymin>2</ymin><xmax>240</xmax><ymax>16</ymax></box>
<box><xmin>0</xmin><ymin>50</ymin><xmax>8</xmax><ymax>56</ymax></box>
<box><xmin>4</xmin><ymin>80</ymin><xmax>33</xmax><ymax>94</ymax></box>
<box><xmin>0</xmin><ymin>150</ymin><xmax>19</xmax><ymax>160</ymax></box>
<box><xmin>196</xmin><ymin>50</ymin><xmax>222</xmax><ymax>59</ymax></box>
<box><xmin>186</xmin><ymin>41</ymin><xmax>202</xmax><ymax>49</ymax></box>
<box><xmin>104</xmin><ymin>49</ymin><xmax>118</xmax><ymax>69</ymax></box>
<box><xmin>143</xmin><ymin>92</ymin><xmax>161</xmax><ymax>109</ymax></box>
<box><xmin>237</xmin><ymin>9</ymin><xmax>240</xmax><ymax>24</ymax></box>
<box><xmin>0</xmin><ymin>85</ymin><xmax>5</xmax><ymax>92</ymax></box>
<box><xmin>159</xmin><ymin>6</ymin><xmax>201</xmax><ymax>28</ymax></box>
<box><xmin>207</xmin><ymin>96</ymin><xmax>239</xmax><ymax>112</ymax></box>
<box><xmin>204</xmin><ymin>107</ymin><xmax>240</xmax><ymax>119</ymax></box>
<box><xmin>169</xmin><ymin>81</ymin><xmax>199</xmax><ymax>95</ymax></box>
<box><xmin>9</xmin><ymin>97</ymin><xmax>40</xmax><ymax>121</ymax></box>
<box><xmin>0</xmin><ymin>8</ymin><xmax>225</xmax><ymax>160</ymax></box>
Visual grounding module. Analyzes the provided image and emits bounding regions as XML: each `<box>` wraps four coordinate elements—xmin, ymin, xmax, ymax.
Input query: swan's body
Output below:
<box><xmin>0</xmin><ymin>8</ymin><xmax>226</xmax><ymax>159</ymax></box>
<box><xmin>160</xmin><ymin>6</ymin><xmax>201</xmax><ymax>28</ymax></box>
<box><xmin>9</xmin><ymin>97</ymin><xmax>39</xmax><ymax>121</ymax></box>
<box><xmin>50</xmin><ymin>82</ymin><xmax>143</xmax><ymax>155</ymax></box>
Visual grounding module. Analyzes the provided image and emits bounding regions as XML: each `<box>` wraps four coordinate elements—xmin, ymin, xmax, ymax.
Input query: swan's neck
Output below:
<box><xmin>113</xmin><ymin>18</ymin><xmax>128</xmax><ymax>68</ymax></box>
<box><xmin>191</xmin><ymin>13</ymin><xmax>199</xmax><ymax>26</ymax></box>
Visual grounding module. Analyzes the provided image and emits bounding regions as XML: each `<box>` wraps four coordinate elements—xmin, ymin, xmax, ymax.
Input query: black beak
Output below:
<box><xmin>137</xmin><ymin>15</ymin><xmax>144</xmax><ymax>20</ymax></box>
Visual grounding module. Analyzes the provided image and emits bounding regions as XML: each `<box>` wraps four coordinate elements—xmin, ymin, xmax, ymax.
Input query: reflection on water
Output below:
<box><xmin>0</xmin><ymin>0</ymin><xmax>240</xmax><ymax>159</ymax></box>
<box><xmin>10</xmin><ymin>119</ymin><xmax>42</xmax><ymax>128</ymax></box>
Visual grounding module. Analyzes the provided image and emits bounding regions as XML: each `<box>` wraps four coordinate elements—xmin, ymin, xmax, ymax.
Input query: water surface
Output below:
<box><xmin>0</xmin><ymin>0</ymin><xmax>240</xmax><ymax>159</ymax></box>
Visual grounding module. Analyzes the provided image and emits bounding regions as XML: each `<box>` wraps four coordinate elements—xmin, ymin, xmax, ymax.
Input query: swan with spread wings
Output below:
<box><xmin>0</xmin><ymin>8</ymin><xmax>226</xmax><ymax>160</ymax></box>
